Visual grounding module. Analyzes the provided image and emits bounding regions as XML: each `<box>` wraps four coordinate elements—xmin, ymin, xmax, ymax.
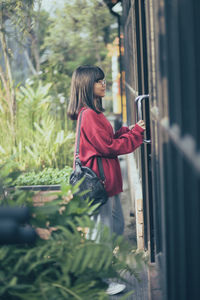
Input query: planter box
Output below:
<box><xmin>17</xmin><ymin>185</ymin><xmax>61</xmax><ymax>206</ymax></box>
<box><xmin>18</xmin><ymin>184</ymin><xmax>61</xmax><ymax>191</ymax></box>
<box><xmin>17</xmin><ymin>185</ymin><xmax>61</xmax><ymax>239</ymax></box>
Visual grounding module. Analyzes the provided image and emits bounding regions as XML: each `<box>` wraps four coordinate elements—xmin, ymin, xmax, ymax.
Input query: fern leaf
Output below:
<box><xmin>52</xmin><ymin>283</ymin><xmax>83</xmax><ymax>300</ymax></box>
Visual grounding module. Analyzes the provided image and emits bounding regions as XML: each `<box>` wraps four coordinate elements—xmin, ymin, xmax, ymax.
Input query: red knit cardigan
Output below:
<box><xmin>74</xmin><ymin>107</ymin><xmax>145</xmax><ymax>197</ymax></box>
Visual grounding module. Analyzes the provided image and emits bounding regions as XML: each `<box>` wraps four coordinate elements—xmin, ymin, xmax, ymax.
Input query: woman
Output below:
<box><xmin>67</xmin><ymin>65</ymin><xmax>145</xmax><ymax>295</ymax></box>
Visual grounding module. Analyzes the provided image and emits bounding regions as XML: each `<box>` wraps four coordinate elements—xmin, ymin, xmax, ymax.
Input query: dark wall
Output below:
<box><xmin>122</xmin><ymin>0</ymin><xmax>200</xmax><ymax>299</ymax></box>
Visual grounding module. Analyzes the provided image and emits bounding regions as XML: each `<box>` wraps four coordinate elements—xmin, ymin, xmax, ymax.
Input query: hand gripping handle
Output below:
<box><xmin>135</xmin><ymin>94</ymin><xmax>151</xmax><ymax>144</ymax></box>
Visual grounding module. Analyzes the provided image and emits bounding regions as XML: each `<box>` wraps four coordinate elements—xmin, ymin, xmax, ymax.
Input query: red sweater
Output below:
<box><xmin>74</xmin><ymin>107</ymin><xmax>144</xmax><ymax>197</ymax></box>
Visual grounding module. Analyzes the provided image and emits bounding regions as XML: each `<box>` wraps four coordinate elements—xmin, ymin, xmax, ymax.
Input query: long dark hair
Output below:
<box><xmin>67</xmin><ymin>65</ymin><xmax>105</xmax><ymax>120</ymax></box>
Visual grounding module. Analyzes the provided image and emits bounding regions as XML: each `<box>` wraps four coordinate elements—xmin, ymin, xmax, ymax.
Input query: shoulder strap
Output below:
<box><xmin>75</xmin><ymin>109</ymin><xmax>84</xmax><ymax>157</ymax></box>
<box><xmin>75</xmin><ymin>109</ymin><xmax>105</xmax><ymax>183</ymax></box>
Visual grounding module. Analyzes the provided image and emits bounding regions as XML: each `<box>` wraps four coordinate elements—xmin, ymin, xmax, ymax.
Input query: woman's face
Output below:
<box><xmin>93</xmin><ymin>79</ymin><xmax>106</xmax><ymax>98</ymax></box>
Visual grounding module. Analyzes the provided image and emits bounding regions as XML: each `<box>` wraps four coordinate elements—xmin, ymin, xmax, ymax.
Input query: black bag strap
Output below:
<box><xmin>75</xmin><ymin>109</ymin><xmax>84</xmax><ymax>158</ymax></box>
<box><xmin>97</xmin><ymin>156</ymin><xmax>105</xmax><ymax>183</ymax></box>
<box><xmin>75</xmin><ymin>109</ymin><xmax>105</xmax><ymax>183</ymax></box>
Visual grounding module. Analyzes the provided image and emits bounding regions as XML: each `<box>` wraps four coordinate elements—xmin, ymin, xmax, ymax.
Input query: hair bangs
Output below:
<box><xmin>93</xmin><ymin>67</ymin><xmax>105</xmax><ymax>82</ymax></box>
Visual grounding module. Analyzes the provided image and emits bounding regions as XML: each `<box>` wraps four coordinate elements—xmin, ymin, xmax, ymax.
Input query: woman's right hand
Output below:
<box><xmin>136</xmin><ymin>120</ymin><xmax>146</xmax><ymax>130</ymax></box>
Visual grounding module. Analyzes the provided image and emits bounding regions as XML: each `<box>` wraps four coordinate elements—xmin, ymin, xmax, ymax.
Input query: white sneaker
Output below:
<box><xmin>106</xmin><ymin>282</ymin><xmax>126</xmax><ymax>295</ymax></box>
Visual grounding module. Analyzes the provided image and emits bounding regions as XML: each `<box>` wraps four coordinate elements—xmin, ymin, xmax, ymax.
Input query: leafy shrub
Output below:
<box><xmin>0</xmin><ymin>82</ymin><xmax>75</xmax><ymax>172</ymax></box>
<box><xmin>0</xmin><ymin>164</ymin><xmax>145</xmax><ymax>300</ymax></box>
<box><xmin>14</xmin><ymin>166</ymin><xmax>73</xmax><ymax>186</ymax></box>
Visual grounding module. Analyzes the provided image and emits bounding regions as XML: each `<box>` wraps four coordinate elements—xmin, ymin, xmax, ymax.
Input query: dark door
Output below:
<box><xmin>123</xmin><ymin>0</ymin><xmax>155</xmax><ymax>262</ymax></box>
<box><xmin>134</xmin><ymin>0</ymin><xmax>155</xmax><ymax>262</ymax></box>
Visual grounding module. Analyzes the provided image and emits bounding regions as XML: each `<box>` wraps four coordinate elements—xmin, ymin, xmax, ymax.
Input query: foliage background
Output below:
<box><xmin>0</xmin><ymin>164</ymin><xmax>145</xmax><ymax>300</ymax></box>
<box><xmin>0</xmin><ymin>0</ymin><xmax>116</xmax><ymax>172</ymax></box>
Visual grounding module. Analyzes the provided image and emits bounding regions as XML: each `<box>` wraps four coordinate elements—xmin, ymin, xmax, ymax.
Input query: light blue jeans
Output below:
<box><xmin>89</xmin><ymin>194</ymin><xmax>124</xmax><ymax>241</ymax></box>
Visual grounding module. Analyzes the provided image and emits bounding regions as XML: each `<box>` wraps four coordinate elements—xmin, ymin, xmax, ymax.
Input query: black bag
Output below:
<box><xmin>70</xmin><ymin>109</ymin><xmax>108</xmax><ymax>207</ymax></box>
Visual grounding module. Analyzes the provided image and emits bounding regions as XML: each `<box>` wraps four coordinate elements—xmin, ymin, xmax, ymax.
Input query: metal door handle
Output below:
<box><xmin>135</xmin><ymin>94</ymin><xmax>151</xmax><ymax>144</ymax></box>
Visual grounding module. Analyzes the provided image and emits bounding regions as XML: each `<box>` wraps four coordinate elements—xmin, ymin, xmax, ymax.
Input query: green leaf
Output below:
<box><xmin>8</xmin><ymin>276</ymin><xmax>18</xmax><ymax>287</ymax></box>
<box><xmin>52</xmin><ymin>283</ymin><xmax>83</xmax><ymax>300</ymax></box>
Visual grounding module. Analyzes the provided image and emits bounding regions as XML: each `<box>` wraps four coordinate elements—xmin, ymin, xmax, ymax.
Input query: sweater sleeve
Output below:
<box><xmin>114</xmin><ymin>126</ymin><xmax>130</xmax><ymax>138</ymax></box>
<box><xmin>82</xmin><ymin>110</ymin><xmax>144</xmax><ymax>157</ymax></box>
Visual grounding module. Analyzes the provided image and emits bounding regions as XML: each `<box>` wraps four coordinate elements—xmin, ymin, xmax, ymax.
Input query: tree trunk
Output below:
<box><xmin>31</xmin><ymin>32</ymin><xmax>40</xmax><ymax>73</ymax></box>
<box><xmin>0</xmin><ymin>11</ymin><xmax>16</xmax><ymax>141</ymax></box>
<box><xmin>92</xmin><ymin>12</ymin><xmax>102</xmax><ymax>67</ymax></box>
<box><xmin>24</xmin><ymin>49</ymin><xmax>37</xmax><ymax>75</ymax></box>
<box><xmin>0</xmin><ymin>65</ymin><xmax>13</xmax><ymax>116</ymax></box>
<box><xmin>27</xmin><ymin>3</ymin><xmax>41</xmax><ymax>74</ymax></box>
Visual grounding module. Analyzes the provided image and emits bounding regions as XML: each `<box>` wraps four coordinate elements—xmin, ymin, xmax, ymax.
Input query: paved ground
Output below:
<box><xmin>109</xmin><ymin>156</ymin><xmax>148</xmax><ymax>300</ymax></box>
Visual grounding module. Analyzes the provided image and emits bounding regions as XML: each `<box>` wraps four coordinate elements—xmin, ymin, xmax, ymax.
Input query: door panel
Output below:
<box><xmin>135</xmin><ymin>0</ymin><xmax>155</xmax><ymax>261</ymax></box>
<box><xmin>123</xmin><ymin>0</ymin><xmax>155</xmax><ymax>262</ymax></box>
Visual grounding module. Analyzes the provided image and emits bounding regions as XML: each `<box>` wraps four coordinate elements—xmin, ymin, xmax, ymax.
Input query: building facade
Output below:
<box><xmin>106</xmin><ymin>0</ymin><xmax>200</xmax><ymax>299</ymax></box>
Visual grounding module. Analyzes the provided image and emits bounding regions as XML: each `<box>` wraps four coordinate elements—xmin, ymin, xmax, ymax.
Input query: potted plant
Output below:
<box><xmin>13</xmin><ymin>166</ymin><xmax>73</xmax><ymax>206</ymax></box>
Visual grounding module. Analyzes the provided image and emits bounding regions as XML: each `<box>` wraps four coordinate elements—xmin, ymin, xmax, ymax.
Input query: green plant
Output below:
<box><xmin>14</xmin><ymin>166</ymin><xmax>73</xmax><ymax>186</ymax></box>
<box><xmin>0</xmin><ymin>82</ymin><xmax>75</xmax><ymax>171</ymax></box>
<box><xmin>0</xmin><ymin>165</ymin><xmax>145</xmax><ymax>300</ymax></box>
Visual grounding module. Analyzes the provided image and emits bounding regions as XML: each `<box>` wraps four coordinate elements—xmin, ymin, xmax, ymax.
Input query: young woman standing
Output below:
<box><xmin>67</xmin><ymin>65</ymin><xmax>145</xmax><ymax>295</ymax></box>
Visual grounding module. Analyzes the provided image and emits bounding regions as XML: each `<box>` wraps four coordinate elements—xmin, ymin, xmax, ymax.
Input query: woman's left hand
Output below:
<box><xmin>129</xmin><ymin>120</ymin><xmax>146</xmax><ymax>130</ymax></box>
<box><xmin>136</xmin><ymin>120</ymin><xmax>146</xmax><ymax>130</ymax></box>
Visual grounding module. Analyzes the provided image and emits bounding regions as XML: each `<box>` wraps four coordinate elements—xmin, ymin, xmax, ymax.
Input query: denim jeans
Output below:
<box><xmin>89</xmin><ymin>194</ymin><xmax>124</xmax><ymax>241</ymax></box>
